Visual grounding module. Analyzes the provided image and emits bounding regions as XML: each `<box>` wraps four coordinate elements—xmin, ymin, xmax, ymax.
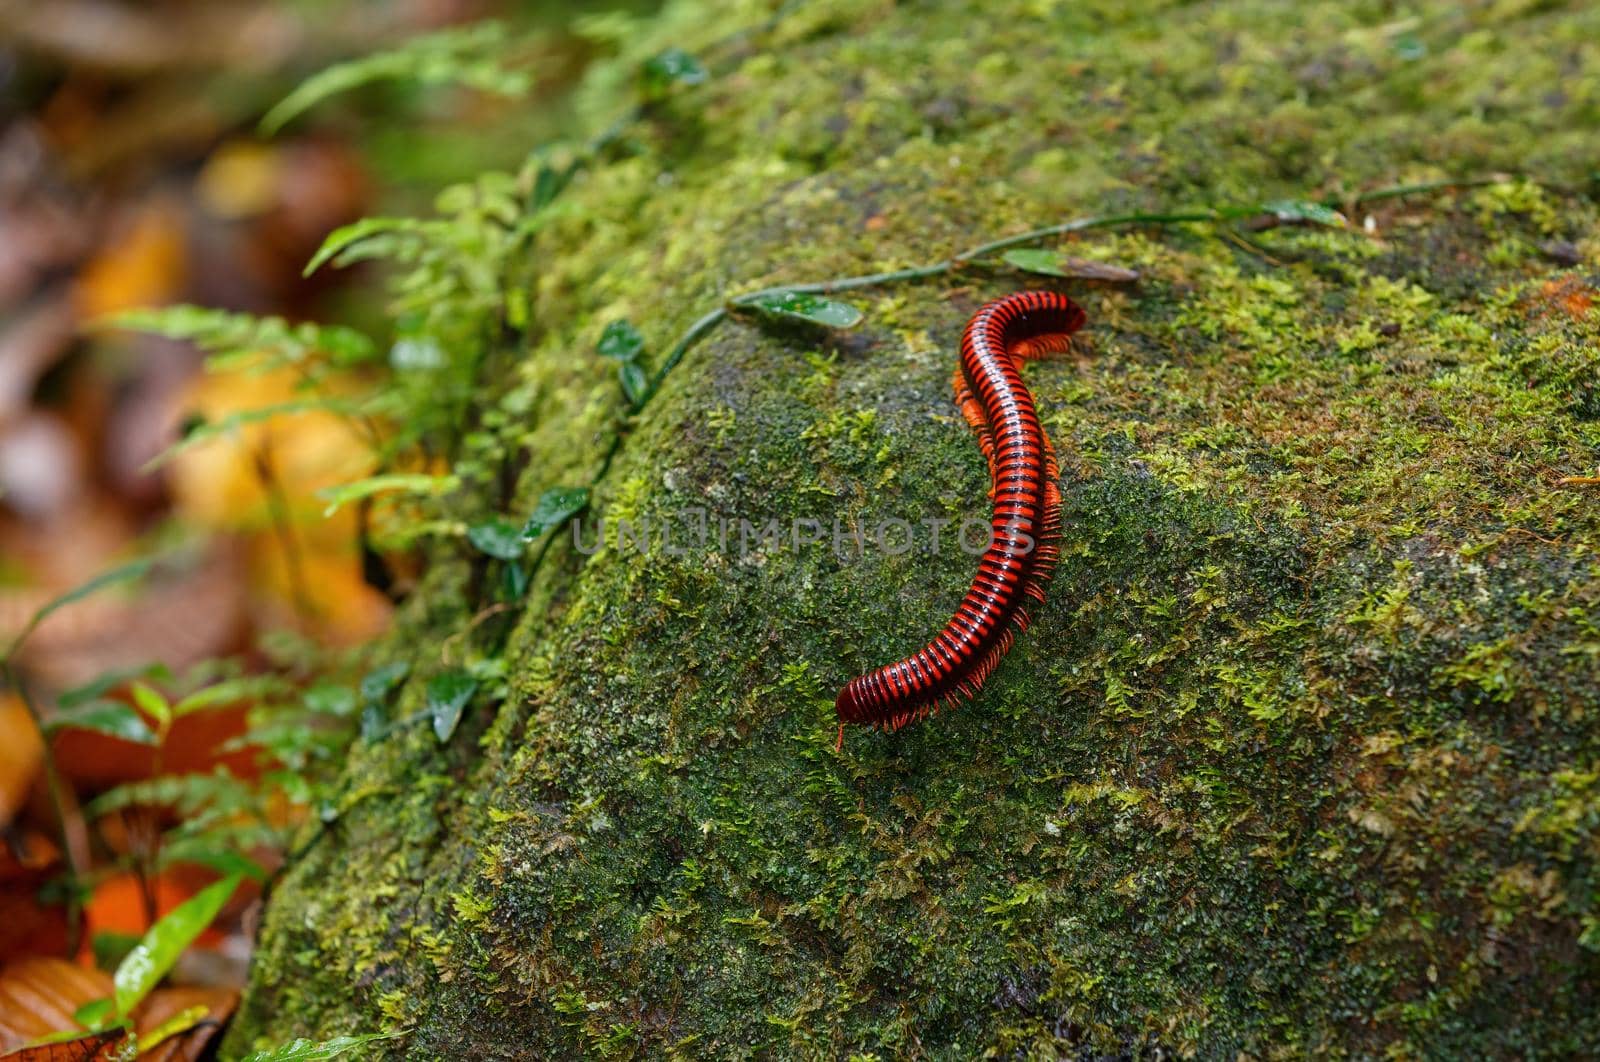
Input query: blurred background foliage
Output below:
<box><xmin>0</xmin><ymin>1</ymin><xmax>678</xmax><ymax>1055</ymax></box>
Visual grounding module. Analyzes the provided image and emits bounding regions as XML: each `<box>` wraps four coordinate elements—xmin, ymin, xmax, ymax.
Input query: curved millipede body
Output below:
<box><xmin>835</xmin><ymin>290</ymin><xmax>1086</xmax><ymax>734</ymax></box>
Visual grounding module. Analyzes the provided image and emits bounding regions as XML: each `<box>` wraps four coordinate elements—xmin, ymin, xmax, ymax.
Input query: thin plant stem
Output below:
<box><xmin>1</xmin><ymin>662</ymin><xmax>90</xmax><ymax>953</ymax></box>
<box><xmin>253</xmin><ymin>443</ymin><xmax>317</xmax><ymax>627</ymax></box>
<box><xmin>528</xmin><ymin>174</ymin><xmax>1528</xmax><ymax>589</ymax></box>
<box><xmin>1344</xmin><ymin>173</ymin><xmax>1513</xmax><ymax>208</ymax></box>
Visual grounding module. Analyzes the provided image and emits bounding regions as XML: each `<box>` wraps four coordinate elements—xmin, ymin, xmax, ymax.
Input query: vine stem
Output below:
<box><xmin>528</xmin><ymin>174</ymin><xmax>1522</xmax><ymax>584</ymax></box>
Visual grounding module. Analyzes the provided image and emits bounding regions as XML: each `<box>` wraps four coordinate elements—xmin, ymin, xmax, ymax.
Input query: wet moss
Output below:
<box><xmin>229</xmin><ymin>0</ymin><xmax>1600</xmax><ymax>1056</ymax></box>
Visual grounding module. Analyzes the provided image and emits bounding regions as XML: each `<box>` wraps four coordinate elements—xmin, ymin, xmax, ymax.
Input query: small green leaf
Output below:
<box><xmin>1260</xmin><ymin>199</ymin><xmax>1347</xmax><ymax>227</ymax></box>
<box><xmin>114</xmin><ymin>873</ymin><xmax>242</xmax><ymax>1016</ymax></box>
<box><xmin>641</xmin><ymin>47</ymin><xmax>707</xmax><ymax>95</ymax></box>
<box><xmin>597</xmin><ymin>320</ymin><xmax>645</xmax><ymax>361</ymax></box>
<box><xmin>239</xmin><ymin>1032</ymin><xmax>403</xmax><ymax>1061</ymax></box>
<box><xmin>18</xmin><ymin>1028</ymin><xmax>127</xmax><ymax>1051</ymax></box>
<box><xmin>467</xmin><ymin>517</ymin><xmax>526</xmax><ymax>560</ymax></box>
<box><xmin>58</xmin><ymin>664</ymin><xmax>172</xmax><ymax>709</ymax></box>
<box><xmin>73</xmin><ymin>997</ymin><xmax>115</xmax><ymax>1029</ymax></box>
<box><xmin>741</xmin><ymin>291</ymin><xmax>863</xmax><ymax>329</ymax></box>
<box><xmin>618</xmin><ymin>360</ymin><xmax>649</xmax><ymax>409</ymax></box>
<box><xmin>262</xmin><ymin>20</ymin><xmax>529</xmax><ymax>134</ymax></box>
<box><xmin>304</xmin><ymin>682</ymin><xmax>358</xmax><ymax>718</ymax></box>
<box><xmin>360</xmin><ymin>661</ymin><xmax>410</xmax><ymax>706</ymax></box>
<box><xmin>501</xmin><ymin>561</ymin><xmax>529</xmax><ymax>600</ymax></box>
<box><xmin>1001</xmin><ymin>248</ymin><xmax>1069</xmax><ymax>276</ymax></box>
<box><xmin>319</xmin><ymin>473</ymin><xmax>458</xmax><ymax>517</ymax></box>
<box><xmin>128</xmin><ymin>681</ymin><xmax>172</xmax><ymax>730</ymax></box>
<box><xmin>304</xmin><ymin>217</ymin><xmax>418</xmax><ymax>276</ymax></box>
<box><xmin>158</xmin><ymin>841</ymin><xmax>268</xmax><ymax>882</ymax></box>
<box><xmin>521</xmin><ymin>487</ymin><xmax>589</xmax><ymax>540</ymax></box>
<box><xmin>172</xmin><ymin>675</ymin><xmax>280</xmax><ymax>718</ymax></box>
<box><xmin>426</xmin><ymin>670</ymin><xmax>478</xmax><ymax>743</ymax></box>
<box><xmin>530</xmin><ymin>163</ymin><xmax>570</xmax><ymax>212</ymax></box>
<box><xmin>5</xmin><ymin>558</ymin><xmax>151</xmax><ymax>661</ymax></box>
<box><xmin>138</xmin><ymin>1004</ymin><xmax>210</xmax><ymax>1053</ymax></box>
<box><xmin>45</xmin><ymin>701</ymin><xmax>159</xmax><ymax>745</ymax></box>
<box><xmin>103</xmin><ymin>305</ymin><xmax>375</xmax><ymax>367</ymax></box>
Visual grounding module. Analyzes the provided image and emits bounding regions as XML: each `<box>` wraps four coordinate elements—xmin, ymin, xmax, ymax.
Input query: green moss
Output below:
<box><xmin>229</xmin><ymin>0</ymin><xmax>1600</xmax><ymax>1057</ymax></box>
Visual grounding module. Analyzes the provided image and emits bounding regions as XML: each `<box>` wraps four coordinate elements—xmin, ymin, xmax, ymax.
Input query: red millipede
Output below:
<box><xmin>835</xmin><ymin>290</ymin><xmax>1086</xmax><ymax>737</ymax></box>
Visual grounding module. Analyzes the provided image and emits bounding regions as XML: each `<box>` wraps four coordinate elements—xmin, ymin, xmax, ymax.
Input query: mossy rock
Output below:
<box><xmin>228</xmin><ymin>1</ymin><xmax>1600</xmax><ymax>1057</ymax></box>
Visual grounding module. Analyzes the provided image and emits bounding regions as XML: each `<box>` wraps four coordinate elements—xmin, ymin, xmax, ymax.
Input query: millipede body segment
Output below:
<box><xmin>835</xmin><ymin>290</ymin><xmax>1086</xmax><ymax>733</ymax></box>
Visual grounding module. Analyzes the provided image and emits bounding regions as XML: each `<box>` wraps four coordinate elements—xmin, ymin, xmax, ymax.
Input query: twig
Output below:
<box><xmin>529</xmin><ymin>175</ymin><xmax>1533</xmax><ymax>588</ymax></box>
<box><xmin>1340</xmin><ymin>173</ymin><xmax>1514</xmax><ymax>210</ymax></box>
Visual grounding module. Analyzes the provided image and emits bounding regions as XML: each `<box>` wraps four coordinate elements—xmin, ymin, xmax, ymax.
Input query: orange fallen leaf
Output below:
<box><xmin>72</xmin><ymin>202</ymin><xmax>188</xmax><ymax>321</ymax></box>
<box><xmin>0</xmin><ymin>696</ymin><xmax>44</xmax><ymax>829</ymax></box>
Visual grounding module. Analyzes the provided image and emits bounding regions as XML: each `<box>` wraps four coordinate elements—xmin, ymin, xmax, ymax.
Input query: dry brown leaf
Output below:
<box><xmin>1</xmin><ymin>540</ymin><xmax>248</xmax><ymax>694</ymax></box>
<box><xmin>1057</xmin><ymin>257</ymin><xmax>1141</xmax><ymax>283</ymax></box>
<box><xmin>2</xmin><ymin>1029</ymin><xmax>128</xmax><ymax>1061</ymax></box>
<box><xmin>0</xmin><ymin>959</ymin><xmax>111</xmax><ymax>1052</ymax></box>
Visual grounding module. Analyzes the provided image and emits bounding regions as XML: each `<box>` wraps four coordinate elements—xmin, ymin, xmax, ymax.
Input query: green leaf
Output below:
<box><xmin>596</xmin><ymin>320</ymin><xmax>645</xmax><ymax>361</ymax></box>
<box><xmin>238</xmin><ymin>1032</ymin><xmax>402</xmax><ymax>1061</ymax></box>
<box><xmin>102</xmin><ymin>305</ymin><xmax>375</xmax><ymax>368</ymax></box>
<box><xmin>1260</xmin><ymin>199</ymin><xmax>1347</xmax><ymax>227</ymax></box>
<box><xmin>58</xmin><ymin>664</ymin><xmax>173</xmax><ymax>709</ymax></box>
<box><xmin>426</xmin><ymin>670</ymin><xmax>478</xmax><ymax>743</ymax></box>
<box><xmin>618</xmin><ymin>360</ymin><xmax>649</xmax><ymax>409</ymax></box>
<box><xmin>1001</xmin><ymin>248</ymin><xmax>1068</xmax><ymax>275</ymax></box>
<box><xmin>172</xmin><ymin>675</ymin><xmax>281</xmax><ymax>718</ymax></box>
<box><xmin>529</xmin><ymin>162</ymin><xmax>573</xmax><ymax>212</ymax></box>
<box><xmin>641</xmin><ymin>47</ymin><xmax>708</xmax><ymax>95</ymax></box>
<box><xmin>303</xmin><ymin>217</ymin><xmax>422</xmax><ymax>276</ymax></box>
<box><xmin>128</xmin><ymin>681</ymin><xmax>171</xmax><ymax>730</ymax></box>
<box><xmin>360</xmin><ymin>661</ymin><xmax>410</xmax><ymax>706</ymax></box>
<box><xmin>262</xmin><ymin>21</ymin><xmax>530</xmax><ymax>134</ymax></box>
<box><xmin>138</xmin><ymin>1004</ymin><xmax>211</xmax><ymax>1053</ymax></box>
<box><xmin>44</xmin><ymin>701</ymin><xmax>159</xmax><ymax>745</ymax></box>
<box><xmin>18</xmin><ymin>1028</ymin><xmax>127</xmax><ymax>1051</ymax></box>
<box><xmin>4</xmin><ymin>557</ymin><xmax>151</xmax><ymax>661</ymax></box>
<box><xmin>1001</xmin><ymin>248</ymin><xmax>1139</xmax><ymax>282</ymax></box>
<box><xmin>304</xmin><ymin>682</ymin><xmax>358</xmax><ymax>718</ymax></box>
<box><xmin>157</xmin><ymin>838</ymin><xmax>269</xmax><ymax>882</ymax></box>
<box><xmin>359</xmin><ymin>661</ymin><xmax>409</xmax><ymax>741</ymax></box>
<box><xmin>741</xmin><ymin>291</ymin><xmax>863</xmax><ymax>329</ymax></box>
<box><xmin>521</xmin><ymin>487</ymin><xmax>589</xmax><ymax>540</ymax></box>
<box><xmin>114</xmin><ymin>873</ymin><xmax>242</xmax><ymax>1016</ymax></box>
<box><xmin>501</xmin><ymin>561</ymin><xmax>529</xmax><ymax>600</ymax></box>
<box><xmin>73</xmin><ymin>997</ymin><xmax>115</xmax><ymax>1029</ymax></box>
<box><xmin>467</xmin><ymin>517</ymin><xmax>526</xmax><ymax>560</ymax></box>
<box><xmin>318</xmin><ymin>473</ymin><xmax>459</xmax><ymax>517</ymax></box>
<box><xmin>86</xmin><ymin>769</ymin><xmax>253</xmax><ymax>819</ymax></box>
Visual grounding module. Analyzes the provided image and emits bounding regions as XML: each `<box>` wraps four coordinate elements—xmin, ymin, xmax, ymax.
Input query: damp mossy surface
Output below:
<box><xmin>228</xmin><ymin>1</ymin><xmax>1600</xmax><ymax>1057</ymax></box>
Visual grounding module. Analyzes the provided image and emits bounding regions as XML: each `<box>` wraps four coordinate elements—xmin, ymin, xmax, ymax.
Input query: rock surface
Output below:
<box><xmin>229</xmin><ymin>1</ymin><xmax>1600</xmax><ymax>1055</ymax></box>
